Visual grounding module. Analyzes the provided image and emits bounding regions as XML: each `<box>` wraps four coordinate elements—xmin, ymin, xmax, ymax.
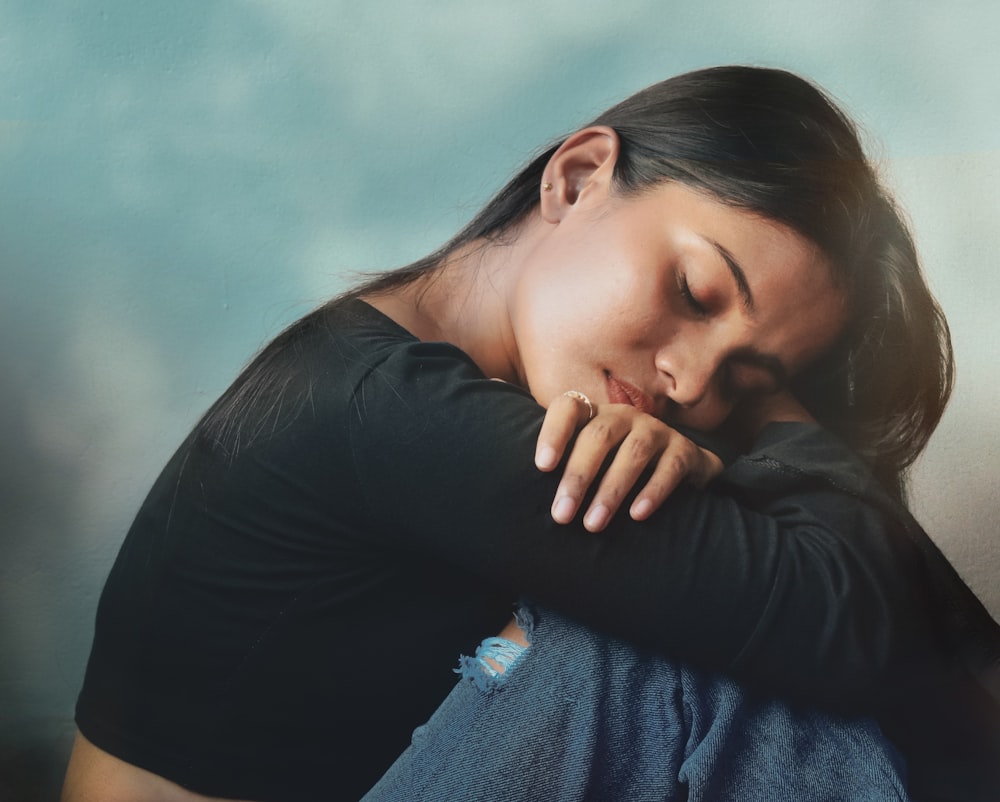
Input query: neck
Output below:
<box><xmin>362</xmin><ymin>212</ymin><xmax>545</xmax><ymax>387</ymax></box>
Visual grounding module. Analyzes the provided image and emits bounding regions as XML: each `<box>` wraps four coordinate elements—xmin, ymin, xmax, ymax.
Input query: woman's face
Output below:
<box><xmin>509</xmin><ymin>181</ymin><xmax>848</xmax><ymax>431</ymax></box>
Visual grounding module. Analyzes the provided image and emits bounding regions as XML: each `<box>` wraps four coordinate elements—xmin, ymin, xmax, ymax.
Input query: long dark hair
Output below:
<box><xmin>203</xmin><ymin>66</ymin><xmax>953</xmax><ymax>499</ymax></box>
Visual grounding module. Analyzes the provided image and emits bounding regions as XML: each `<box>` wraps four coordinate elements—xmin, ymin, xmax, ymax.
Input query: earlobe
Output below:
<box><xmin>539</xmin><ymin>126</ymin><xmax>619</xmax><ymax>223</ymax></box>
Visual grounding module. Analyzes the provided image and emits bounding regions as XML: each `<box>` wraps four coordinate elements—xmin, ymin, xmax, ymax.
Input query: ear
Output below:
<box><xmin>539</xmin><ymin>126</ymin><xmax>619</xmax><ymax>223</ymax></box>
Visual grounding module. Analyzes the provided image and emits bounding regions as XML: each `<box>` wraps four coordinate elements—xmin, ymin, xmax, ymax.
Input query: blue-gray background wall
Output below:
<box><xmin>2</xmin><ymin>1</ymin><xmax>998</xmax><ymax>798</ymax></box>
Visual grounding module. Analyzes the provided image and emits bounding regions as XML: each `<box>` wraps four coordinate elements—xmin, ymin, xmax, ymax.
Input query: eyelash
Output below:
<box><xmin>676</xmin><ymin>272</ymin><xmax>779</xmax><ymax>402</ymax></box>
<box><xmin>679</xmin><ymin>274</ymin><xmax>708</xmax><ymax>317</ymax></box>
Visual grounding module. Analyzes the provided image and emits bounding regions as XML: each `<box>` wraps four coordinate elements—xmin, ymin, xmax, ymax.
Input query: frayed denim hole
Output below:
<box><xmin>454</xmin><ymin>636</ymin><xmax>529</xmax><ymax>692</ymax></box>
<box><xmin>513</xmin><ymin>603</ymin><xmax>537</xmax><ymax>640</ymax></box>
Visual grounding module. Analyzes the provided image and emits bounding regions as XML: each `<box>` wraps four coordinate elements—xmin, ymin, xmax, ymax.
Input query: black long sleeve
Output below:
<box><xmin>76</xmin><ymin>298</ymin><xmax>1000</xmax><ymax>800</ymax></box>
<box><xmin>349</xmin><ymin>336</ymin><xmax>936</xmax><ymax>707</ymax></box>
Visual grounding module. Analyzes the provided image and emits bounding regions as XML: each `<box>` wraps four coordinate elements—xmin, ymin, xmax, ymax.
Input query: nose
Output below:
<box><xmin>655</xmin><ymin>345</ymin><xmax>716</xmax><ymax>409</ymax></box>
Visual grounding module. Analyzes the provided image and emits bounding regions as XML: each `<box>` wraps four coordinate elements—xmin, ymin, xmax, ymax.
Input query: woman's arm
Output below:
<box><xmin>348</xmin><ymin>341</ymin><xmax>937</xmax><ymax>709</ymax></box>
<box><xmin>535</xmin><ymin>386</ymin><xmax>826</xmax><ymax>531</ymax></box>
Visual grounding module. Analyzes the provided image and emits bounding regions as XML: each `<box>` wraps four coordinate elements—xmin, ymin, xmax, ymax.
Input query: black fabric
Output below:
<box><xmin>76</xmin><ymin>299</ymin><xmax>1000</xmax><ymax>801</ymax></box>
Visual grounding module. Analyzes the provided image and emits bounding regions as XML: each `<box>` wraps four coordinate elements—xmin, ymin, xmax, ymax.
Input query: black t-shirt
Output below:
<box><xmin>76</xmin><ymin>299</ymin><xmax>1000</xmax><ymax>801</ymax></box>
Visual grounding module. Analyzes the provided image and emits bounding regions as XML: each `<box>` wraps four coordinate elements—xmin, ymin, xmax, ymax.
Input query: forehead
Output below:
<box><xmin>724</xmin><ymin>216</ymin><xmax>846</xmax><ymax>374</ymax></box>
<box><xmin>647</xmin><ymin>183</ymin><xmax>847</xmax><ymax>370</ymax></box>
<box><xmin>649</xmin><ymin>184</ymin><xmax>823</xmax><ymax>269</ymax></box>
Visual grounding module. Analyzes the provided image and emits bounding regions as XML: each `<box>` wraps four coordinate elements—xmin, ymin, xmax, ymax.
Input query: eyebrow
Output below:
<box><xmin>697</xmin><ymin>235</ymin><xmax>789</xmax><ymax>387</ymax></box>
<box><xmin>706</xmin><ymin>238</ymin><xmax>754</xmax><ymax>312</ymax></box>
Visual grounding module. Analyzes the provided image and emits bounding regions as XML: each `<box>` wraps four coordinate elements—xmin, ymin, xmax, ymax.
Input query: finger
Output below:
<box><xmin>535</xmin><ymin>393</ymin><xmax>596</xmax><ymax>471</ymax></box>
<box><xmin>581</xmin><ymin>428</ymin><xmax>665</xmax><ymax>532</ymax></box>
<box><xmin>629</xmin><ymin>445</ymin><xmax>724</xmax><ymax>520</ymax></box>
<box><xmin>549</xmin><ymin>416</ymin><xmax>627</xmax><ymax>524</ymax></box>
<box><xmin>687</xmin><ymin>447</ymin><xmax>725</xmax><ymax>488</ymax></box>
<box><xmin>628</xmin><ymin>445</ymin><xmax>692</xmax><ymax>521</ymax></box>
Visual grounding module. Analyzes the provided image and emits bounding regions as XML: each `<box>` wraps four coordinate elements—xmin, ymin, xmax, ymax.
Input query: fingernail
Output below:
<box><xmin>536</xmin><ymin>445</ymin><xmax>557</xmax><ymax>470</ymax></box>
<box><xmin>552</xmin><ymin>495</ymin><xmax>576</xmax><ymax>523</ymax></box>
<box><xmin>584</xmin><ymin>504</ymin><xmax>609</xmax><ymax>531</ymax></box>
<box><xmin>631</xmin><ymin>498</ymin><xmax>653</xmax><ymax>520</ymax></box>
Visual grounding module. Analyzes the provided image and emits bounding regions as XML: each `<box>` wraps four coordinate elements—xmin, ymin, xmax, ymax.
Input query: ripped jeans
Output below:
<box><xmin>364</xmin><ymin>605</ymin><xmax>910</xmax><ymax>802</ymax></box>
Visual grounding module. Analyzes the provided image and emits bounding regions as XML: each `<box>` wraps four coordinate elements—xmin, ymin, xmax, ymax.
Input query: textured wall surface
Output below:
<box><xmin>1</xmin><ymin>1</ymin><xmax>997</xmax><ymax>798</ymax></box>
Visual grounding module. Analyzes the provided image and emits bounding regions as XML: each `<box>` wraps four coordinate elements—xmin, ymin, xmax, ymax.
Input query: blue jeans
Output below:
<box><xmin>365</xmin><ymin>605</ymin><xmax>910</xmax><ymax>801</ymax></box>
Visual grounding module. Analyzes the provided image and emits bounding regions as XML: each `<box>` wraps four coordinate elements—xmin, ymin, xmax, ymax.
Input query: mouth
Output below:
<box><xmin>604</xmin><ymin>371</ymin><xmax>655</xmax><ymax>415</ymax></box>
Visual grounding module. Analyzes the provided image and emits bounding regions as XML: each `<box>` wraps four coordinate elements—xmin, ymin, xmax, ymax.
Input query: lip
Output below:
<box><xmin>604</xmin><ymin>372</ymin><xmax>655</xmax><ymax>415</ymax></box>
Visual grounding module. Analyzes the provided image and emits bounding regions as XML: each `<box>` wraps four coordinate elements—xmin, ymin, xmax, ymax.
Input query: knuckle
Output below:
<box><xmin>626</xmin><ymin>434</ymin><xmax>657</xmax><ymax>461</ymax></box>
<box><xmin>668</xmin><ymin>452</ymin><xmax>690</xmax><ymax>476</ymax></box>
<box><xmin>643</xmin><ymin>473</ymin><xmax>676</xmax><ymax>500</ymax></box>
<box><xmin>596</xmin><ymin>484</ymin><xmax>624</xmax><ymax>508</ymax></box>
<box><xmin>642</xmin><ymin>480</ymin><xmax>669</xmax><ymax>501</ymax></box>
<box><xmin>560</xmin><ymin>470</ymin><xmax>592</xmax><ymax>496</ymax></box>
<box><xmin>581</xmin><ymin>419</ymin><xmax>616</xmax><ymax>446</ymax></box>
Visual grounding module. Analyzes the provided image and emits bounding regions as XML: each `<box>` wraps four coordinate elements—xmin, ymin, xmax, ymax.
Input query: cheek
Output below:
<box><xmin>518</xmin><ymin>328</ymin><xmax>592</xmax><ymax>405</ymax></box>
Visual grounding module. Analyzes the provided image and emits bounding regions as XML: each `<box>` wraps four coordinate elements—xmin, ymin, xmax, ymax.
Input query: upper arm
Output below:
<box><xmin>347</xmin><ymin>346</ymin><xmax>932</xmax><ymax>706</ymax></box>
<box><xmin>61</xmin><ymin>731</ymin><xmax>248</xmax><ymax>802</ymax></box>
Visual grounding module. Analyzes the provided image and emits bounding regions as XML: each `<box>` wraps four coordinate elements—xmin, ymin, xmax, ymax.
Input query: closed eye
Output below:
<box><xmin>678</xmin><ymin>273</ymin><xmax>708</xmax><ymax>317</ymax></box>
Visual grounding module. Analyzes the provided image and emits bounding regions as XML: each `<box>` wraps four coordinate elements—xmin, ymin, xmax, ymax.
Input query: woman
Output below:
<box><xmin>62</xmin><ymin>66</ymin><xmax>999</xmax><ymax>800</ymax></box>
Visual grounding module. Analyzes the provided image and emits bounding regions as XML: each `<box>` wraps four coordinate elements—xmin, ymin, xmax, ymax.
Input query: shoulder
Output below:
<box><xmin>323</xmin><ymin>298</ymin><xmax>536</xmax><ymax>427</ymax></box>
<box><xmin>196</xmin><ymin>298</ymin><xmax>478</xmax><ymax>455</ymax></box>
<box><xmin>321</xmin><ymin>297</ymin><xmax>487</xmax><ymax>386</ymax></box>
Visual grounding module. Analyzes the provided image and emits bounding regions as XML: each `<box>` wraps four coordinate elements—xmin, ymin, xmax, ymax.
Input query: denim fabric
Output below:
<box><xmin>364</xmin><ymin>605</ymin><xmax>910</xmax><ymax>802</ymax></box>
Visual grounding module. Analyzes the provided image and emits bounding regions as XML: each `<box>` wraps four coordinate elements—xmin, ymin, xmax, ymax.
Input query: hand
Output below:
<box><xmin>535</xmin><ymin>394</ymin><xmax>724</xmax><ymax>533</ymax></box>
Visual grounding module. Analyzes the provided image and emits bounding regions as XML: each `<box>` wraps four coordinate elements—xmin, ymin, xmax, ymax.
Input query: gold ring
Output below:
<box><xmin>563</xmin><ymin>390</ymin><xmax>595</xmax><ymax>421</ymax></box>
